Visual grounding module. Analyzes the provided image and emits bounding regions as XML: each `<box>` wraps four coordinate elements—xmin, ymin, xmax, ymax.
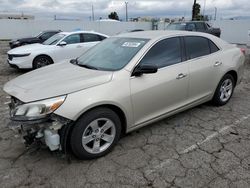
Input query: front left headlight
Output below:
<box><xmin>11</xmin><ymin>95</ymin><xmax>66</xmax><ymax>121</ymax></box>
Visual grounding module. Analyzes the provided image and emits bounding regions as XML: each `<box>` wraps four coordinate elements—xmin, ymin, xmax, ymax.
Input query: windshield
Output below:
<box><xmin>35</xmin><ymin>32</ymin><xmax>43</xmax><ymax>38</ymax></box>
<box><xmin>43</xmin><ymin>34</ymin><xmax>65</xmax><ymax>45</ymax></box>
<box><xmin>77</xmin><ymin>37</ymin><xmax>149</xmax><ymax>71</ymax></box>
<box><xmin>166</xmin><ymin>23</ymin><xmax>186</xmax><ymax>30</ymax></box>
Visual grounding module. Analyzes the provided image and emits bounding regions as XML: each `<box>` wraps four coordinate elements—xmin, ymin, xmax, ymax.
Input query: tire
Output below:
<box><xmin>70</xmin><ymin>108</ymin><xmax>121</xmax><ymax>160</ymax></box>
<box><xmin>33</xmin><ymin>55</ymin><xmax>53</xmax><ymax>69</ymax></box>
<box><xmin>212</xmin><ymin>74</ymin><xmax>235</xmax><ymax>106</ymax></box>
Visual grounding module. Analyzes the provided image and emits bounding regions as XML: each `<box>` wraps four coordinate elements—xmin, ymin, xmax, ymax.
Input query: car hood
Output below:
<box><xmin>8</xmin><ymin>43</ymin><xmax>50</xmax><ymax>54</ymax></box>
<box><xmin>3</xmin><ymin>62</ymin><xmax>113</xmax><ymax>103</ymax></box>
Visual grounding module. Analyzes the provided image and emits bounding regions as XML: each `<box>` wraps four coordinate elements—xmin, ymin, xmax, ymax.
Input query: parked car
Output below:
<box><xmin>9</xmin><ymin>30</ymin><xmax>61</xmax><ymax>49</ymax></box>
<box><xmin>7</xmin><ymin>31</ymin><xmax>108</xmax><ymax>69</ymax></box>
<box><xmin>166</xmin><ymin>21</ymin><xmax>221</xmax><ymax>37</ymax></box>
<box><xmin>4</xmin><ymin>31</ymin><xmax>245</xmax><ymax>159</ymax></box>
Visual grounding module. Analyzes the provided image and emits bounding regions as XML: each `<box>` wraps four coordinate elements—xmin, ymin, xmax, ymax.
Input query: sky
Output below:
<box><xmin>0</xmin><ymin>0</ymin><xmax>250</xmax><ymax>20</ymax></box>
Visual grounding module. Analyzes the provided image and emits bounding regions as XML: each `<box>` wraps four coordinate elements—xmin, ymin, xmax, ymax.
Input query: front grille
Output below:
<box><xmin>8</xmin><ymin>54</ymin><xmax>13</xmax><ymax>60</ymax></box>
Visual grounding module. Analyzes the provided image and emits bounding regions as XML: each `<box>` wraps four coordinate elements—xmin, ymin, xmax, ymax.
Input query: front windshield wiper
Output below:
<box><xmin>77</xmin><ymin>64</ymin><xmax>99</xmax><ymax>70</ymax></box>
<box><xmin>72</xmin><ymin>59</ymin><xmax>98</xmax><ymax>70</ymax></box>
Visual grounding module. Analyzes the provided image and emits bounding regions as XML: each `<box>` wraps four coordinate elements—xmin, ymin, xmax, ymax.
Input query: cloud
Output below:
<box><xmin>0</xmin><ymin>0</ymin><xmax>249</xmax><ymax>20</ymax></box>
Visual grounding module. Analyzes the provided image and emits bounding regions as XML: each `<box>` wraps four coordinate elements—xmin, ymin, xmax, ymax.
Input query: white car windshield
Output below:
<box><xmin>77</xmin><ymin>37</ymin><xmax>149</xmax><ymax>71</ymax></box>
<box><xmin>43</xmin><ymin>34</ymin><xmax>65</xmax><ymax>45</ymax></box>
<box><xmin>35</xmin><ymin>32</ymin><xmax>43</xmax><ymax>38</ymax></box>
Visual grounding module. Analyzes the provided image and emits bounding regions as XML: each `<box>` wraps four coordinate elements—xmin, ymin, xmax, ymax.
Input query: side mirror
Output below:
<box><xmin>58</xmin><ymin>41</ymin><xmax>67</xmax><ymax>46</ymax></box>
<box><xmin>132</xmin><ymin>64</ymin><xmax>158</xmax><ymax>77</ymax></box>
<box><xmin>70</xmin><ymin>59</ymin><xmax>77</xmax><ymax>64</ymax></box>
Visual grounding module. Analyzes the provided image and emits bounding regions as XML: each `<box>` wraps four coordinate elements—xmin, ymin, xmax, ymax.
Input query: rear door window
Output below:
<box><xmin>185</xmin><ymin>36</ymin><xmax>210</xmax><ymax>59</ymax></box>
<box><xmin>63</xmin><ymin>34</ymin><xmax>81</xmax><ymax>44</ymax></box>
<box><xmin>209</xmin><ymin>40</ymin><xmax>220</xmax><ymax>53</ymax></box>
<box><xmin>83</xmin><ymin>34</ymin><xmax>105</xmax><ymax>42</ymax></box>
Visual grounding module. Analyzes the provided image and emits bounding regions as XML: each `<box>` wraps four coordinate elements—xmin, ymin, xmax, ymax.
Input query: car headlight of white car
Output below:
<box><xmin>12</xmin><ymin>53</ymin><xmax>31</xmax><ymax>57</ymax></box>
<box><xmin>10</xmin><ymin>96</ymin><xmax>66</xmax><ymax>121</ymax></box>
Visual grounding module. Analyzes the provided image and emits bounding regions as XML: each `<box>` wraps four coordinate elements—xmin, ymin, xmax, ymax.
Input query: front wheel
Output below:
<box><xmin>33</xmin><ymin>55</ymin><xmax>52</xmax><ymax>69</ymax></box>
<box><xmin>212</xmin><ymin>74</ymin><xmax>235</xmax><ymax>106</ymax></box>
<box><xmin>70</xmin><ymin>108</ymin><xmax>121</xmax><ymax>159</ymax></box>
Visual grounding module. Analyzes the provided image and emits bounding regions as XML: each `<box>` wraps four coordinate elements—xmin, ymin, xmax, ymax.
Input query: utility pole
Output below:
<box><xmin>92</xmin><ymin>5</ymin><xmax>95</xmax><ymax>21</ymax></box>
<box><xmin>125</xmin><ymin>2</ymin><xmax>128</xmax><ymax>22</ymax></box>
<box><xmin>214</xmin><ymin>7</ymin><xmax>217</xmax><ymax>21</ymax></box>
<box><xmin>203</xmin><ymin>0</ymin><xmax>207</xmax><ymax>20</ymax></box>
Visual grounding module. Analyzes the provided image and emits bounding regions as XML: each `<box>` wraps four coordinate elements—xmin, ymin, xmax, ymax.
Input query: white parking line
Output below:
<box><xmin>145</xmin><ymin>114</ymin><xmax>250</xmax><ymax>175</ymax></box>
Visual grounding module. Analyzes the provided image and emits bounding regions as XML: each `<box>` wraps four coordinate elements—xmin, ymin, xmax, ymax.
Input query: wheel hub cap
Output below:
<box><xmin>219</xmin><ymin>79</ymin><xmax>233</xmax><ymax>102</ymax></box>
<box><xmin>82</xmin><ymin>118</ymin><xmax>116</xmax><ymax>154</ymax></box>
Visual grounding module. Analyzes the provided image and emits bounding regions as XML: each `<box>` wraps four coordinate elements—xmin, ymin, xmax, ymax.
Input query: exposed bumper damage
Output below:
<box><xmin>8</xmin><ymin>114</ymin><xmax>73</xmax><ymax>152</ymax></box>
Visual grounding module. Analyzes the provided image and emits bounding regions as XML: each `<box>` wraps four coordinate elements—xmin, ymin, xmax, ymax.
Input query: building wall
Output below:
<box><xmin>0</xmin><ymin>19</ymin><xmax>249</xmax><ymax>45</ymax></box>
<box><xmin>0</xmin><ymin>19</ymin><xmax>152</xmax><ymax>39</ymax></box>
<box><xmin>211</xmin><ymin>20</ymin><xmax>250</xmax><ymax>45</ymax></box>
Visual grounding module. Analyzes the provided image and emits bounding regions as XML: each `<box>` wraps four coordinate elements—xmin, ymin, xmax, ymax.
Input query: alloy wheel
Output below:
<box><xmin>82</xmin><ymin>118</ymin><xmax>116</xmax><ymax>154</ymax></box>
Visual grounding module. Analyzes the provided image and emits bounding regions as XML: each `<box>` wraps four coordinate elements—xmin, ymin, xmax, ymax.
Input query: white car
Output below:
<box><xmin>7</xmin><ymin>31</ymin><xmax>108</xmax><ymax>69</ymax></box>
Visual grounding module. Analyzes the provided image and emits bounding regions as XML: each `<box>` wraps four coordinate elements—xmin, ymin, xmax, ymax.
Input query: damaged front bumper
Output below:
<box><xmin>8</xmin><ymin>114</ymin><xmax>72</xmax><ymax>151</ymax></box>
<box><xmin>5</xmin><ymin>95</ymin><xmax>73</xmax><ymax>151</ymax></box>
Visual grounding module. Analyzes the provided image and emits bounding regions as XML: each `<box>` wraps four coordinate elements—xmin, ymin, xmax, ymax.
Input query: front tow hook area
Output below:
<box><xmin>7</xmin><ymin>115</ymin><xmax>73</xmax><ymax>155</ymax></box>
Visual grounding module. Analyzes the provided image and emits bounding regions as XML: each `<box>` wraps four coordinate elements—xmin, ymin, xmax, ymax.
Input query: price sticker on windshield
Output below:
<box><xmin>122</xmin><ymin>42</ymin><xmax>141</xmax><ymax>48</ymax></box>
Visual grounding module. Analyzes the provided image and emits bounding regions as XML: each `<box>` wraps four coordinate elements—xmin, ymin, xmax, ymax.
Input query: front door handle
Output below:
<box><xmin>76</xmin><ymin>45</ymin><xmax>82</xmax><ymax>48</ymax></box>
<box><xmin>214</xmin><ymin>61</ymin><xmax>222</xmax><ymax>67</ymax></box>
<box><xmin>176</xmin><ymin>73</ymin><xmax>187</xmax><ymax>80</ymax></box>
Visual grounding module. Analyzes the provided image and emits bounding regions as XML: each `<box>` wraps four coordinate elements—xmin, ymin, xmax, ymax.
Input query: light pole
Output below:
<box><xmin>203</xmin><ymin>0</ymin><xmax>207</xmax><ymax>20</ymax></box>
<box><xmin>214</xmin><ymin>7</ymin><xmax>217</xmax><ymax>21</ymax></box>
<box><xmin>92</xmin><ymin>5</ymin><xmax>95</xmax><ymax>21</ymax></box>
<box><xmin>125</xmin><ymin>2</ymin><xmax>128</xmax><ymax>22</ymax></box>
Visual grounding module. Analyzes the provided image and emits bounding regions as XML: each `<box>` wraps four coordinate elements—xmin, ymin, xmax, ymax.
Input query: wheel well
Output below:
<box><xmin>79</xmin><ymin>105</ymin><xmax>127</xmax><ymax>135</ymax></box>
<box><xmin>33</xmin><ymin>54</ymin><xmax>54</xmax><ymax>65</ymax></box>
<box><xmin>226</xmin><ymin>70</ymin><xmax>238</xmax><ymax>86</ymax></box>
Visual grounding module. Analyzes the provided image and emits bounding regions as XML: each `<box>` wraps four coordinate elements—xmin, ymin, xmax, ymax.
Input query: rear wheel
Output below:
<box><xmin>212</xmin><ymin>74</ymin><xmax>235</xmax><ymax>106</ymax></box>
<box><xmin>33</xmin><ymin>55</ymin><xmax>52</xmax><ymax>69</ymax></box>
<box><xmin>70</xmin><ymin>108</ymin><xmax>121</xmax><ymax>159</ymax></box>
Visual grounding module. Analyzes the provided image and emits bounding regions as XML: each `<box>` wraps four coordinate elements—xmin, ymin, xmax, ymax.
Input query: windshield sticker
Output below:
<box><xmin>122</xmin><ymin>42</ymin><xmax>141</xmax><ymax>48</ymax></box>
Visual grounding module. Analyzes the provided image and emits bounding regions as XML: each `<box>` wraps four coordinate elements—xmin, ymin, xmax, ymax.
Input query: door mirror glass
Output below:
<box><xmin>132</xmin><ymin>64</ymin><xmax>158</xmax><ymax>77</ymax></box>
<box><xmin>58</xmin><ymin>41</ymin><xmax>67</xmax><ymax>46</ymax></box>
<box><xmin>70</xmin><ymin>59</ymin><xmax>77</xmax><ymax>64</ymax></box>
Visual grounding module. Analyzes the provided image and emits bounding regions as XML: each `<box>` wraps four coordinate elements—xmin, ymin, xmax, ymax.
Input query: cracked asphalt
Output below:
<box><xmin>0</xmin><ymin>41</ymin><xmax>250</xmax><ymax>188</ymax></box>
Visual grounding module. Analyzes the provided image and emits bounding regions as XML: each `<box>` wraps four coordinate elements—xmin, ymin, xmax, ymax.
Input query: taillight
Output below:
<box><xmin>240</xmin><ymin>48</ymin><xmax>246</xmax><ymax>56</ymax></box>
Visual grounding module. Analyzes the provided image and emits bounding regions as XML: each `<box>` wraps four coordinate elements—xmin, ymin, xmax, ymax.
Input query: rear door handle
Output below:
<box><xmin>76</xmin><ymin>45</ymin><xmax>83</xmax><ymax>48</ymax></box>
<box><xmin>176</xmin><ymin>73</ymin><xmax>187</xmax><ymax>80</ymax></box>
<box><xmin>214</xmin><ymin>61</ymin><xmax>222</xmax><ymax>67</ymax></box>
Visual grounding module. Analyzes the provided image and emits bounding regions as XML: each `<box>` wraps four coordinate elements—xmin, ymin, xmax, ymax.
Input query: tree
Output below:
<box><xmin>192</xmin><ymin>0</ymin><xmax>201</xmax><ymax>20</ymax></box>
<box><xmin>108</xmin><ymin>12</ymin><xmax>119</xmax><ymax>20</ymax></box>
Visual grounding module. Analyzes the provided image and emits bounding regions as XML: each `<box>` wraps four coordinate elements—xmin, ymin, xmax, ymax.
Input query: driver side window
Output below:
<box><xmin>63</xmin><ymin>34</ymin><xmax>81</xmax><ymax>45</ymax></box>
<box><xmin>140</xmin><ymin>37</ymin><xmax>182</xmax><ymax>69</ymax></box>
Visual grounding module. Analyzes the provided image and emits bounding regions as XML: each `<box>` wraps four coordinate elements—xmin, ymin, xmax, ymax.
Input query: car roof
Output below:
<box><xmin>115</xmin><ymin>30</ymin><xmax>230</xmax><ymax>49</ymax></box>
<box><xmin>42</xmin><ymin>30</ymin><xmax>61</xmax><ymax>32</ymax></box>
<box><xmin>59</xmin><ymin>30</ymin><xmax>108</xmax><ymax>36</ymax></box>
<box><xmin>116</xmin><ymin>30</ymin><xmax>207</xmax><ymax>39</ymax></box>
